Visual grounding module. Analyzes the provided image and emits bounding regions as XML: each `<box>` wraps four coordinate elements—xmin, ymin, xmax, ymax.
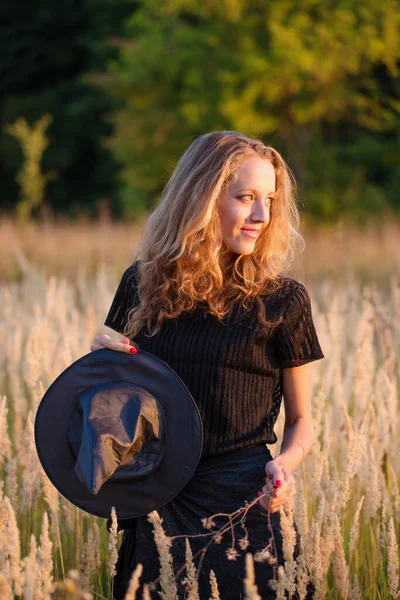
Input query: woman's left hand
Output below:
<box><xmin>258</xmin><ymin>459</ymin><xmax>296</xmax><ymax>513</ymax></box>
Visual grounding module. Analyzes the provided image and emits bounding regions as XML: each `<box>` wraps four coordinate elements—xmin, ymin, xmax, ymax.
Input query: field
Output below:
<box><xmin>0</xmin><ymin>216</ymin><xmax>399</xmax><ymax>599</ymax></box>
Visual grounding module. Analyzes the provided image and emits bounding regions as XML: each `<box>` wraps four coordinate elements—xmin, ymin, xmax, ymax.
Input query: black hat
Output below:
<box><xmin>34</xmin><ymin>348</ymin><xmax>203</xmax><ymax>519</ymax></box>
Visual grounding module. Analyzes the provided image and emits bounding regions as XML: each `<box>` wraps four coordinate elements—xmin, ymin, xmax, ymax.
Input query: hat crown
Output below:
<box><xmin>68</xmin><ymin>381</ymin><xmax>166</xmax><ymax>495</ymax></box>
<box><xmin>35</xmin><ymin>348</ymin><xmax>203</xmax><ymax>519</ymax></box>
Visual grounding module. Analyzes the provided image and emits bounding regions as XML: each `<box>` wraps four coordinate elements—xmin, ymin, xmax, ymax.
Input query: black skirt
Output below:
<box><xmin>113</xmin><ymin>445</ymin><xmax>314</xmax><ymax>600</ymax></box>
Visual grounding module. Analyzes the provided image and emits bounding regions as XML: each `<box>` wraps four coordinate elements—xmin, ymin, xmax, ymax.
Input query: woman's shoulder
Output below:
<box><xmin>265</xmin><ymin>274</ymin><xmax>308</xmax><ymax>300</ymax></box>
<box><xmin>110</xmin><ymin>261</ymin><xmax>141</xmax><ymax>303</ymax></box>
<box><xmin>120</xmin><ymin>260</ymin><xmax>140</xmax><ymax>283</ymax></box>
<box><xmin>260</xmin><ymin>275</ymin><xmax>312</xmax><ymax>319</ymax></box>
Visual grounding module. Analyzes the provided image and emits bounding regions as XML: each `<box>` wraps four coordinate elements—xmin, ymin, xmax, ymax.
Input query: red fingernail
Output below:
<box><xmin>129</xmin><ymin>347</ymin><xmax>137</xmax><ymax>354</ymax></box>
<box><xmin>256</xmin><ymin>491</ymin><xmax>262</xmax><ymax>497</ymax></box>
<box><xmin>275</xmin><ymin>480</ymin><xmax>282</xmax><ymax>487</ymax></box>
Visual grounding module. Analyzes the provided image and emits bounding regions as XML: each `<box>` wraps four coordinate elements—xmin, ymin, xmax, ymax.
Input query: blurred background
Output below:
<box><xmin>1</xmin><ymin>0</ymin><xmax>400</xmax><ymax>284</ymax></box>
<box><xmin>2</xmin><ymin>4</ymin><xmax>400</xmax><ymax>597</ymax></box>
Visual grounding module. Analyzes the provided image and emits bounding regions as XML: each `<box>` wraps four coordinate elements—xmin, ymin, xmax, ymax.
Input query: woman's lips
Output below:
<box><xmin>241</xmin><ymin>229</ymin><xmax>261</xmax><ymax>239</ymax></box>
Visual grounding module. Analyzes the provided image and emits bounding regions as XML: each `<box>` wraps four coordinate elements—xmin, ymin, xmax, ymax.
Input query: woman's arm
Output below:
<box><xmin>273</xmin><ymin>362</ymin><xmax>314</xmax><ymax>473</ymax></box>
<box><xmin>259</xmin><ymin>362</ymin><xmax>314</xmax><ymax>513</ymax></box>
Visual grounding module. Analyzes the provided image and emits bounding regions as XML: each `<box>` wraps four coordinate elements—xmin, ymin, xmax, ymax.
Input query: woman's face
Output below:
<box><xmin>218</xmin><ymin>155</ymin><xmax>276</xmax><ymax>256</ymax></box>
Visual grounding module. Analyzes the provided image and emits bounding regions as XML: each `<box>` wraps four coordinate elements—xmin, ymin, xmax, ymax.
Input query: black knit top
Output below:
<box><xmin>104</xmin><ymin>262</ymin><xmax>324</xmax><ymax>457</ymax></box>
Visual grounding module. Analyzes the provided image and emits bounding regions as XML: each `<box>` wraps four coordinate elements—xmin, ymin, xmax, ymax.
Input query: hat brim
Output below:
<box><xmin>34</xmin><ymin>348</ymin><xmax>203</xmax><ymax>519</ymax></box>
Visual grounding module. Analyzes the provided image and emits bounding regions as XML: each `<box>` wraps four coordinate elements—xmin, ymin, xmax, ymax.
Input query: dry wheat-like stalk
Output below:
<box><xmin>274</xmin><ymin>565</ymin><xmax>286</xmax><ymax>600</ymax></box>
<box><xmin>243</xmin><ymin>553</ymin><xmax>261</xmax><ymax>600</ymax></box>
<box><xmin>0</xmin><ymin>482</ymin><xmax>8</xmax><ymax>536</ymax></box>
<box><xmin>306</xmin><ymin>495</ymin><xmax>324</xmax><ymax>586</ymax></box>
<box><xmin>292</xmin><ymin>475</ymin><xmax>308</xmax><ymax>537</ymax></box>
<box><xmin>5</xmin><ymin>456</ymin><xmax>18</xmax><ymax>511</ymax></box>
<box><xmin>388</xmin><ymin>459</ymin><xmax>400</xmax><ymax>520</ymax></box>
<box><xmin>375</xmin><ymin>368</ymin><xmax>395</xmax><ymax>466</ymax></box>
<box><xmin>78</xmin><ymin>520</ymin><xmax>100</xmax><ymax>592</ymax></box>
<box><xmin>60</xmin><ymin>495</ymin><xmax>76</xmax><ymax>533</ymax></box>
<box><xmin>387</xmin><ymin>517</ymin><xmax>400</xmax><ymax>599</ymax></box>
<box><xmin>40</xmin><ymin>467</ymin><xmax>59</xmax><ymax>516</ymax></box>
<box><xmin>208</xmin><ymin>570</ymin><xmax>221</xmax><ymax>600</ymax></box>
<box><xmin>123</xmin><ymin>563</ymin><xmax>143</xmax><ymax>600</ymax></box>
<box><xmin>142</xmin><ymin>584</ymin><xmax>152</xmax><ymax>600</ymax></box>
<box><xmin>350</xmin><ymin>573</ymin><xmax>362</xmax><ymax>600</ymax></box>
<box><xmin>374</xmin><ymin>519</ymin><xmax>383</xmax><ymax>573</ymax></box>
<box><xmin>24</xmin><ymin>329</ymin><xmax>42</xmax><ymax>399</ymax></box>
<box><xmin>90</xmin><ymin>521</ymin><xmax>101</xmax><ymax>570</ymax></box>
<box><xmin>20</xmin><ymin>411</ymin><xmax>42</xmax><ymax>514</ymax></box>
<box><xmin>3</xmin><ymin>496</ymin><xmax>23</xmax><ymax>596</ymax></box>
<box><xmin>363</xmin><ymin>443</ymin><xmax>381</xmax><ymax>520</ymax></box>
<box><xmin>182</xmin><ymin>538</ymin><xmax>199</xmax><ymax>600</ymax></box>
<box><xmin>0</xmin><ymin>572</ymin><xmax>12</xmax><ymax>600</ymax></box>
<box><xmin>79</xmin><ymin>540</ymin><xmax>91</xmax><ymax>592</ymax></box>
<box><xmin>39</xmin><ymin>467</ymin><xmax>61</xmax><ymax>546</ymax></box>
<box><xmin>108</xmin><ymin>507</ymin><xmax>119</xmax><ymax>578</ymax></box>
<box><xmin>338</xmin><ymin>432</ymin><xmax>357</xmax><ymax>513</ymax></box>
<box><xmin>353</xmin><ymin>314</ymin><xmax>375</xmax><ymax>416</ymax></box>
<box><xmin>279</xmin><ymin>499</ymin><xmax>297</xmax><ymax>596</ymax></box>
<box><xmin>0</xmin><ymin>395</ymin><xmax>11</xmax><ymax>466</ymax></box>
<box><xmin>37</xmin><ymin>511</ymin><xmax>54</xmax><ymax>600</ymax></box>
<box><xmin>0</xmin><ymin>485</ymin><xmax>7</xmax><ymax>576</ymax></box>
<box><xmin>348</xmin><ymin>496</ymin><xmax>365</xmax><ymax>557</ymax></box>
<box><xmin>293</xmin><ymin>536</ymin><xmax>309</xmax><ymax>600</ymax></box>
<box><xmin>22</xmin><ymin>534</ymin><xmax>38</xmax><ymax>600</ymax></box>
<box><xmin>380</xmin><ymin>499</ymin><xmax>388</xmax><ymax>554</ymax></box>
<box><xmin>317</xmin><ymin>496</ymin><xmax>336</xmax><ymax>599</ymax></box>
<box><xmin>8</xmin><ymin>373</ymin><xmax>25</xmax><ymax>457</ymax></box>
<box><xmin>324</xmin><ymin>455</ymin><xmax>340</xmax><ymax>509</ymax></box>
<box><xmin>331</xmin><ymin>513</ymin><xmax>349</xmax><ymax>600</ymax></box>
<box><xmin>147</xmin><ymin>510</ymin><xmax>178</xmax><ymax>600</ymax></box>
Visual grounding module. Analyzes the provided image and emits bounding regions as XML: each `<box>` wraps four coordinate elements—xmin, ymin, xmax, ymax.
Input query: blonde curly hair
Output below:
<box><xmin>125</xmin><ymin>130</ymin><xmax>304</xmax><ymax>339</ymax></box>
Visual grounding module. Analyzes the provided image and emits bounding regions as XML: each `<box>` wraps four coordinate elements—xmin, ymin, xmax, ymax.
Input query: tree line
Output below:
<box><xmin>1</xmin><ymin>0</ymin><xmax>399</xmax><ymax>223</ymax></box>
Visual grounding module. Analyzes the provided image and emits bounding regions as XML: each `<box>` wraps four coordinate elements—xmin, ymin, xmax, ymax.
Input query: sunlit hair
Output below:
<box><xmin>125</xmin><ymin>130</ymin><xmax>304</xmax><ymax>339</ymax></box>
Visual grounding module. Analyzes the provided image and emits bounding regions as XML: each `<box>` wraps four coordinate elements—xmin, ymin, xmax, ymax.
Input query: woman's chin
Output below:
<box><xmin>231</xmin><ymin>244</ymin><xmax>256</xmax><ymax>256</ymax></box>
<box><xmin>221</xmin><ymin>239</ymin><xmax>257</xmax><ymax>259</ymax></box>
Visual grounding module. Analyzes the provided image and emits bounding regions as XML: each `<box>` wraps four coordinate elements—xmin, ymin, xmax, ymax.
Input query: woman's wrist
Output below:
<box><xmin>272</xmin><ymin>455</ymin><xmax>294</xmax><ymax>475</ymax></box>
<box><xmin>273</xmin><ymin>441</ymin><xmax>307</xmax><ymax>475</ymax></box>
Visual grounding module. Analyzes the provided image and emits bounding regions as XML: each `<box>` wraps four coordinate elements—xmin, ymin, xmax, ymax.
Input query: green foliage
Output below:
<box><xmin>304</xmin><ymin>125</ymin><xmax>400</xmax><ymax>223</ymax></box>
<box><xmin>0</xmin><ymin>0</ymin><xmax>136</xmax><ymax>220</ymax></box>
<box><xmin>5</xmin><ymin>116</ymin><xmax>56</xmax><ymax>224</ymax></box>
<box><xmin>100</xmin><ymin>0</ymin><xmax>400</xmax><ymax>220</ymax></box>
<box><xmin>1</xmin><ymin>0</ymin><xmax>399</xmax><ymax>222</ymax></box>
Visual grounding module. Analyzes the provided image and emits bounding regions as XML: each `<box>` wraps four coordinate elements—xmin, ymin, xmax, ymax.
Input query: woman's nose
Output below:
<box><xmin>250</xmin><ymin>200</ymin><xmax>270</xmax><ymax>223</ymax></box>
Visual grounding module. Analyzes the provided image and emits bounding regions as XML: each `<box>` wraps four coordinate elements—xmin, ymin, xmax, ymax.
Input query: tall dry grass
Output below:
<box><xmin>1</xmin><ymin>214</ymin><xmax>400</xmax><ymax>285</ymax></box>
<box><xmin>0</xmin><ymin>217</ymin><xmax>399</xmax><ymax>598</ymax></box>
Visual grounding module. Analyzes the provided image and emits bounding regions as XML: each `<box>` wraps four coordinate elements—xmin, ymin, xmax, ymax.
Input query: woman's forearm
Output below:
<box><xmin>273</xmin><ymin>417</ymin><xmax>314</xmax><ymax>474</ymax></box>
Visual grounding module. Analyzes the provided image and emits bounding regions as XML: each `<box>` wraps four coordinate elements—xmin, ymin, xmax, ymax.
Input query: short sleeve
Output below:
<box><xmin>274</xmin><ymin>281</ymin><xmax>324</xmax><ymax>369</ymax></box>
<box><xmin>104</xmin><ymin>262</ymin><xmax>140</xmax><ymax>342</ymax></box>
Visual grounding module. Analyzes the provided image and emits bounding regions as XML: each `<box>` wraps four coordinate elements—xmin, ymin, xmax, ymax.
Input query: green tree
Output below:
<box><xmin>5</xmin><ymin>115</ymin><xmax>56</xmax><ymax>224</ymax></box>
<box><xmin>0</xmin><ymin>0</ymin><xmax>137</xmax><ymax>219</ymax></box>
<box><xmin>101</xmin><ymin>0</ymin><xmax>400</xmax><ymax>220</ymax></box>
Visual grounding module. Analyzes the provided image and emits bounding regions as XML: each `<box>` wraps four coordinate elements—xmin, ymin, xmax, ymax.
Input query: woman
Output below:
<box><xmin>91</xmin><ymin>131</ymin><xmax>324</xmax><ymax>599</ymax></box>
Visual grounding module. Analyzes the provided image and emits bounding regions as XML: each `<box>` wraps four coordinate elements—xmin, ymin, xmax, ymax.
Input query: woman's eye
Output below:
<box><xmin>238</xmin><ymin>195</ymin><xmax>273</xmax><ymax>201</ymax></box>
<box><xmin>237</xmin><ymin>195</ymin><xmax>274</xmax><ymax>206</ymax></box>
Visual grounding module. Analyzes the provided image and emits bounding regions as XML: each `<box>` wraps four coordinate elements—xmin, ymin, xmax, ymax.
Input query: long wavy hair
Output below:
<box><xmin>125</xmin><ymin>131</ymin><xmax>304</xmax><ymax>339</ymax></box>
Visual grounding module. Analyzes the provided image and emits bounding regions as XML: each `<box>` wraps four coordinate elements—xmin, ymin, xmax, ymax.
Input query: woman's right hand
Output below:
<box><xmin>90</xmin><ymin>334</ymin><xmax>139</xmax><ymax>354</ymax></box>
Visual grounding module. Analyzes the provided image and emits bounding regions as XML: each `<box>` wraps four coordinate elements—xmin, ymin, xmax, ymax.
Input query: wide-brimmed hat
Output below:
<box><xmin>34</xmin><ymin>348</ymin><xmax>203</xmax><ymax>519</ymax></box>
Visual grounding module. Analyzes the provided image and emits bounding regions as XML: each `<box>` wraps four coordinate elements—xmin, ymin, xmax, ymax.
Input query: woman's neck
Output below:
<box><xmin>219</xmin><ymin>248</ymin><xmax>236</xmax><ymax>270</ymax></box>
